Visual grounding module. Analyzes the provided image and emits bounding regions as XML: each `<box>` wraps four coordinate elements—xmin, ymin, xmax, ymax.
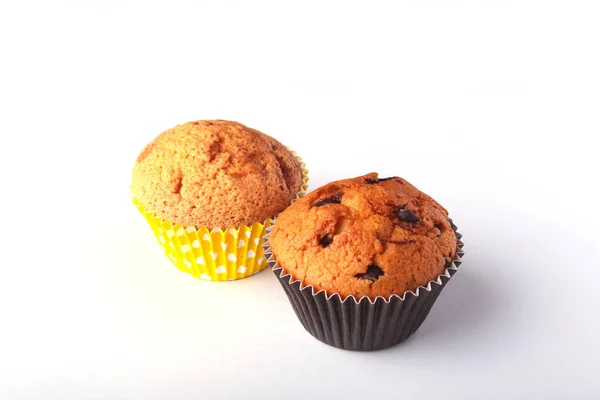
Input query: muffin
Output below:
<box><xmin>132</xmin><ymin>120</ymin><xmax>308</xmax><ymax>281</ymax></box>
<box><xmin>264</xmin><ymin>173</ymin><xmax>464</xmax><ymax>350</ymax></box>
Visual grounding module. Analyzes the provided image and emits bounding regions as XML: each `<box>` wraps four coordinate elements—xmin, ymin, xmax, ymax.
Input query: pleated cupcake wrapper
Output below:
<box><xmin>263</xmin><ymin>219</ymin><xmax>464</xmax><ymax>350</ymax></box>
<box><xmin>133</xmin><ymin>153</ymin><xmax>309</xmax><ymax>281</ymax></box>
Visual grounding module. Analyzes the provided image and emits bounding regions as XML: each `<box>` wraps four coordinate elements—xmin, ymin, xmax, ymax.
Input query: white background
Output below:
<box><xmin>1</xmin><ymin>1</ymin><xmax>599</xmax><ymax>399</ymax></box>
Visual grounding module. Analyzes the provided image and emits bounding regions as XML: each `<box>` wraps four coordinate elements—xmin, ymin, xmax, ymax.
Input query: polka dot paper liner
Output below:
<box><xmin>132</xmin><ymin>154</ymin><xmax>308</xmax><ymax>281</ymax></box>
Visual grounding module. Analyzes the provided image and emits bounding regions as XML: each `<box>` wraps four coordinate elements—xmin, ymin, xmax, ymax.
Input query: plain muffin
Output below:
<box><xmin>269</xmin><ymin>173</ymin><xmax>457</xmax><ymax>300</ymax></box>
<box><xmin>132</xmin><ymin>120</ymin><xmax>303</xmax><ymax>229</ymax></box>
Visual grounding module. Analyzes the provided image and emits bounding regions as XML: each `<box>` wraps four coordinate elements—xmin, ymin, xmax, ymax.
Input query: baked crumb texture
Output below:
<box><xmin>131</xmin><ymin>120</ymin><xmax>308</xmax><ymax>281</ymax></box>
<box><xmin>132</xmin><ymin>120</ymin><xmax>305</xmax><ymax>229</ymax></box>
<box><xmin>264</xmin><ymin>176</ymin><xmax>463</xmax><ymax>350</ymax></box>
<box><xmin>269</xmin><ymin>173</ymin><xmax>458</xmax><ymax>300</ymax></box>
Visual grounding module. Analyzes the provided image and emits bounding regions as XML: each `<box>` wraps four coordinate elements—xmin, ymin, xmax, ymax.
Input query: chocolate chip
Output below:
<box><xmin>319</xmin><ymin>235</ymin><xmax>332</xmax><ymax>247</ymax></box>
<box><xmin>315</xmin><ymin>193</ymin><xmax>342</xmax><ymax>207</ymax></box>
<box><xmin>355</xmin><ymin>264</ymin><xmax>384</xmax><ymax>281</ymax></box>
<box><xmin>396</xmin><ymin>208</ymin><xmax>420</xmax><ymax>223</ymax></box>
<box><xmin>366</xmin><ymin>176</ymin><xmax>398</xmax><ymax>184</ymax></box>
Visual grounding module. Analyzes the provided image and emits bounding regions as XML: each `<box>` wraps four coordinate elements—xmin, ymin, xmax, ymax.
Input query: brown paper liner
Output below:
<box><xmin>263</xmin><ymin>219</ymin><xmax>464</xmax><ymax>351</ymax></box>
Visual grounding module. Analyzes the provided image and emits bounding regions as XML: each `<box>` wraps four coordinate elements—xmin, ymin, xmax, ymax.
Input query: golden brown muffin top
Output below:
<box><xmin>132</xmin><ymin>120</ymin><xmax>303</xmax><ymax>229</ymax></box>
<box><xmin>269</xmin><ymin>173</ymin><xmax>457</xmax><ymax>300</ymax></box>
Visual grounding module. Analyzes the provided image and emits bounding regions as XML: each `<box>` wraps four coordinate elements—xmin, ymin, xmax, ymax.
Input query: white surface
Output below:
<box><xmin>1</xmin><ymin>1</ymin><xmax>599</xmax><ymax>399</ymax></box>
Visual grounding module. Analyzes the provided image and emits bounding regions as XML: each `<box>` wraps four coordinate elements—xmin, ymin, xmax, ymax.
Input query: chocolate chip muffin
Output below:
<box><xmin>132</xmin><ymin>120</ymin><xmax>304</xmax><ymax>229</ymax></box>
<box><xmin>269</xmin><ymin>173</ymin><xmax>457</xmax><ymax>300</ymax></box>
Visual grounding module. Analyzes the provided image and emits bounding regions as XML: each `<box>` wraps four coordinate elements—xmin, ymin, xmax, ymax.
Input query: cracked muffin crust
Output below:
<box><xmin>269</xmin><ymin>173</ymin><xmax>457</xmax><ymax>300</ymax></box>
<box><xmin>131</xmin><ymin>120</ymin><xmax>303</xmax><ymax>229</ymax></box>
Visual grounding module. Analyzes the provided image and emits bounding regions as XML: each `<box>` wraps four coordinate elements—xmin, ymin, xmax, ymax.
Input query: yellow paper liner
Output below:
<box><xmin>132</xmin><ymin>154</ymin><xmax>309</xmax><ymax>281</ymax></box>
